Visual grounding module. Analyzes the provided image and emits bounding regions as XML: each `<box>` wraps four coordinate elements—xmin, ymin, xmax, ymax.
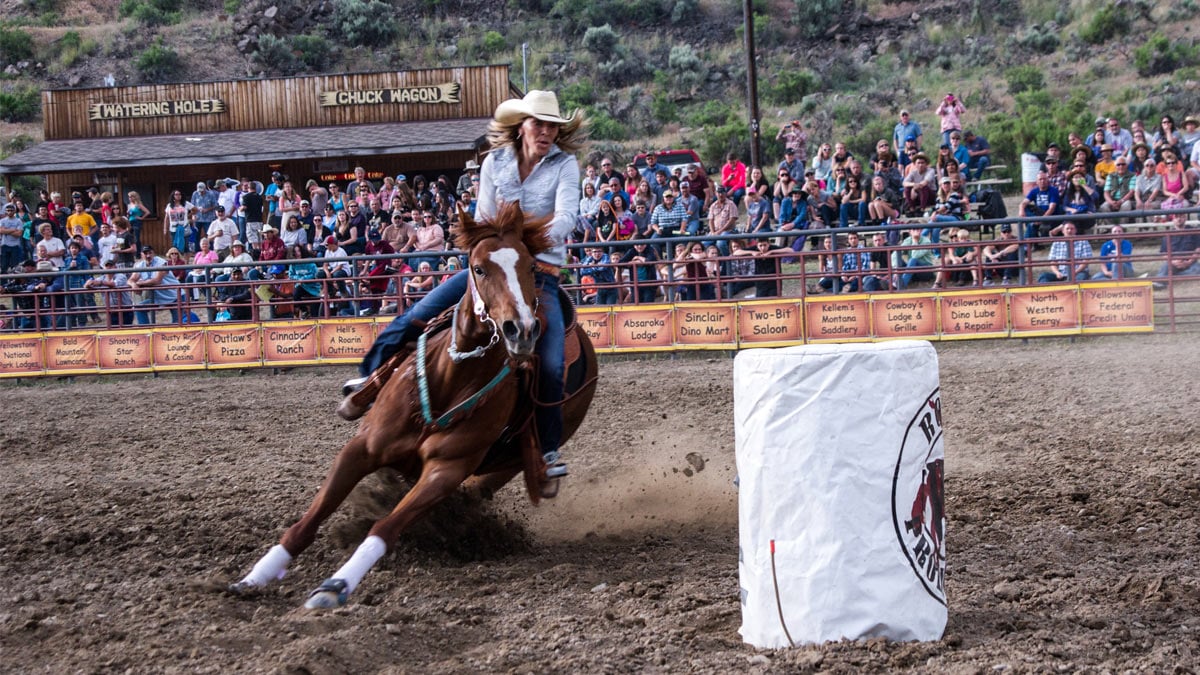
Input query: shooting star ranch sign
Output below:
<box><xmin>88</xmin><ymin>99</ymin><xmax>227</xmax><ymax>121</ymax></box>
<box><xmin>320</xmin><ymin>82</ymin><xmax>461</xmax><ymax>107</ymax></box>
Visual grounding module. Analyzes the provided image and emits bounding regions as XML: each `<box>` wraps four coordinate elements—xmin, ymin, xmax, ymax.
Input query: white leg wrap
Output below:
<box><xmin>332</xmin><ymin>535</ymin><xmax>387</xmax><ymax>594</ymax></box>
<box><xmin>239</xmin><ymin>544</ymin><xmax>293</xmax><ymax>588</ymax></box>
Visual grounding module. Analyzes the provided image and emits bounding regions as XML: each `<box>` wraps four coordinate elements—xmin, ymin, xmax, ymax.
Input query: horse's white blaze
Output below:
<box><xmin>488</xmin><ymin>247</ymin><xmax>535</xmax><ymax>326</ymax></box>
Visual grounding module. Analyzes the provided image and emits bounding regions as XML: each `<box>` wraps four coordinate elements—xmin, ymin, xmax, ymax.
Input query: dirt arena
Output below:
<box><xmin>2</xmin><ymin>334</ymin><xmax>1198</xmax><ymax>673</ymax></box>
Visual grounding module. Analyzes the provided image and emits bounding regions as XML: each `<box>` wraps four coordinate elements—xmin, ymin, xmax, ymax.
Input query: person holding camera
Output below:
<box><xmin>776</xmin><ymin>119</ymin><xmax>809</xmax><ymax>165</ymax></box>
<box><xmin>935</xmin><ymin>94</ymin><xmax>966</xmax><ymax>147</ymax></box>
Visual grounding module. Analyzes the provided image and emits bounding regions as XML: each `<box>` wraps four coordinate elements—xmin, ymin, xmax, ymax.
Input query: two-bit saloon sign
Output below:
<box><xmin>88</xmin><ymin>99</ymin><xmax>227</xmax><ymax>120</ymax></box>
<box><xmin>320</xmin><ymin>82</ymin><xmax>461</xmax><ymax>107</ymax></box>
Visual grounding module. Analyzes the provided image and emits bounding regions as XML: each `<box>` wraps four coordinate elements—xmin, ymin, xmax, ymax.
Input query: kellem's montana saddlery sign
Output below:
<box><xmin>320</xmin><ymin>82</ymin><xmax>460</xmax><ymax>107</ymax></box>
<box><xmin>88</xmin><ymin>99</ymin><xmax>227</xmax><ymax>121</ymax></box>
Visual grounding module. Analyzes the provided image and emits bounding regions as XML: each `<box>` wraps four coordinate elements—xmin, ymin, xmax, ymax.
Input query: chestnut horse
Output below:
<box><xmin>230</xmin><ymin>203</ymin><xmax>598</xmax><ymax>609</ymax></box>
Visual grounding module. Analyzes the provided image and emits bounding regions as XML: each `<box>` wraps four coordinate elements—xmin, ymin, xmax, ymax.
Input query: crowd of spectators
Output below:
<box><xmin>2</xmin><ymin>105</ymin><xmax>1198</xmax><ymax>328</ymax></box>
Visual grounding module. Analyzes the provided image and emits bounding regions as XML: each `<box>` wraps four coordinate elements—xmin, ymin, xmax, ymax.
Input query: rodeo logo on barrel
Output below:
<box><xmin>892</xmin><ymin>389</ymin><xmax>947</xmax><ymax>606</ymax></box>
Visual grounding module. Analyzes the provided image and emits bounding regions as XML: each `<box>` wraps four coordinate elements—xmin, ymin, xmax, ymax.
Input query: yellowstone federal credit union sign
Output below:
<box><xmin>88</xmin><ymin>99</ymin><xmax>227</xmax><ymax>120</ymax></box>
<box><xmin>320</xmin><ymin>82</ymin><xmax>461</xmax><ymax>107</ymax></box>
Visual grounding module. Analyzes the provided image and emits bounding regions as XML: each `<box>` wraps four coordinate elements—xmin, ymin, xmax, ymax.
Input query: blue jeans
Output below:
<box><xmin>363</xmin><ymin>269</ymin><xmax>565</xmax><ymax>454</ymax></box>
<box><xmin>900</xmin><ymin>258</ymin><xmax>934</xmax><ymax>289</ymax></box>
<box><xmin>967</xmin><ymin>154</ymin><xmax>991</xmax><ymax>180</ymax></box>
<box><xmin>839</xmin><ymin>202</ymin><xmax>868</xmax><ymax>228</ymax></box>
<box><xmin>135</xmin><ymin>300</ymin><xmax>180</xmax><ymax>325</ymax></box>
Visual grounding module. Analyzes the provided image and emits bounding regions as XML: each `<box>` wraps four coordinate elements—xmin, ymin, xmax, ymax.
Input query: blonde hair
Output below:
<box><xmin>127</xmin><ymin>191</ymin><xmax>143</xmax><ymax>206</ymax></box>
<box><xmin>486</xmin><ymin>109</ymin><xmax>589</xmax><ymax>155</ymax></box>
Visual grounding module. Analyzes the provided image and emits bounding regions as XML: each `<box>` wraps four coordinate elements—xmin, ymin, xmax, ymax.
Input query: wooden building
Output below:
<box><xmin>1</xmin><ymin>65</ymin><xmax>517</xmax><ymax>252</ymax></box>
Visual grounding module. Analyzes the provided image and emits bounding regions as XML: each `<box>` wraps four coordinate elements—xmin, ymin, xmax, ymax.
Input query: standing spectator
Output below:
<box><xmin>1099</xmin><ymin>157</ymin><xmax>1136</xmax><ymax>220</ymax></box>
<box><xmin>893</xmin><ymin>110</ymin><xmax>923</xmax><ymax>151</ymax></box>
<box><xmin>207</xmin><ymin>205</ymin><xmax>237</xmax><ymax>259</ymax></box>
<box><xmin>35</xmin><ymin>222</ymin><xmax>66</xmax><ymax>269</ymax></box>
<box><xmin>1038</xmin><ymin>222</ymin><xmax>1093</xmax><ymax>282</ymax></box>
<box><xmin>935</xmin><ymin>94</ymin><xmax>965</xmax><ymax>147</ymax></box>
<box><xmin>345</xmin><ymin>166</ymin><xmax>376</xmax><ymax>197</ymax></box>
<box><xmin>125</xmin><ymin>191</ymin><xmax>148</xmax><ymax>248</ymax></box>
<box><xmin>1135</xmin><ymin>159</ymin><xmax>1163</xmax><ymax>212</ymax></box>
<box><xmin>1092</xmin><ymin>224</ymin><xmax>1135</xmax><ymax>280</ymax></box>
<box><xmin>1104</xmin><ymin>118</ymin><xmax>1135</xmax><ymax>159</ymax></box>
<box><xmin>776</xmin><ymin>120</ymin><xmax>809</xmax><ymax>164</ymax></box>
<box><xmin>749</xmin><ymin>238</ymin><xmax>783</xmax><ymax>297</ymax></box>
<box><xmin>962</xmin><ymin>130</ymin><xmax>991</xmax><ymax>180</ymax></box>
<box><xmin>264</xmin><ymin>171</ymin><xmax>285</xmax><ymax>225</ymax></box>
<box><xmin>129</xmin><ymin>245</ymin><xmax>182</xmax><ymax>324</ymax></box>
<box><xmin>164</xmin><ymin>189</ymin><xmax>191</xmax><ymax>255</ymax></box>
<box><xmin>0</xmin><ymin>203</ymin><xmax>23</xmax><ymax>273</ymax></box>
<box><xmin>240</xmin><ymin>180</ymin><xmax>265</xmax><ymax>250</ymax></box>
<box><xmin>306</xmin><ymin>179</ymin><xmax>329</xmax><ymax>215</ymax></box>
<box><xmin>190</xmin><ymin>182</ymin><xmax>218</xmax><ymax>253</ymax></box>
<box><xmin>66</xmin><ymin>200</ymin><xmax>97</xmax><ymax>238</ymax></box>
<box><xmin>1018</xmin><ymin>171</ymin><xmax>1060</xmax><ymax>240</ymax></box>
<box><xmin>96</xmin><ymin>222</ymin><xmax>118</xmax><ymax>267</ymax></box>
<box><xmin>110</xmin><ymin>217</ymin><xmax>137</xmax><ymax>268</ymax></box>
<box><xmin>215</xmin><ymin>179</ymin><xmax>238</xmax><ymax>217</ymax></box>
<box><xmin>277</xmin><ymin>181</ymin><xmax>302</xmax><ymax>231</ymax></box>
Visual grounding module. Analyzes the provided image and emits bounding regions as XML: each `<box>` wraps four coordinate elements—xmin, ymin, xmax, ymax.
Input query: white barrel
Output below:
<box><xmin>735</xmin><ymin>341</ymin><xmax>946</xmax><ymax>647</ymax></box>
<box><xmin>1020</xmin><ymin>152</ymin><xmax>1042</xmax><ymax>194</ymax></box>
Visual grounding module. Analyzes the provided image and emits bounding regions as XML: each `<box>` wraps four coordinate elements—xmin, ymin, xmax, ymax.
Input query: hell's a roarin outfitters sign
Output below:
<box><xmin>88</xmin><ymin>99</ymin><xmax>227</xmax><ymax>121</ymax></box>
<box><xmin>320</xmin><ymin>82</ymin><xmax>461</xmax><ymax>107</ymax></box>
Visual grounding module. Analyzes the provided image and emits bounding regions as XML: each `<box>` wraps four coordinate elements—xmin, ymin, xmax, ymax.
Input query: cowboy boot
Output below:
<box><xmin>336</xmin><ymin>349</ymin><xmax>411</xmax><ymax>420</ymax></box>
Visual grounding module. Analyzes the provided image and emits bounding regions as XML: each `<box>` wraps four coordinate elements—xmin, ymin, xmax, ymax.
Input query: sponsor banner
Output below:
<box><xmin>674</xmin><ymin>303</ymin><xmax>737</xmax><ymax>349</ymax></box>
<box><xmin>804</xmin><ymin>296</ymin><xmax>871</xmax><ymax>342</ymax></box>
<box><xmin>97</xmin><ymin>330</ymin><xmax>153</xmax><ymax>372</ymax></box>
<box><xmin>205</xmin><ymin>325</ymin><xmax>262</xmax><ymax>368</ymax></box>
<box><xmin>1079</xmin><ymin>282</ymin><xmax>1154</xmax><ymax>334</ymax></box>
<box><xmin>1009</xmin><ymin>287</ymin><xmax>1080</xmax><ymax>336</ymax></box>
<box><xmin>938</xmin><ymin>290</ymin><xmax>1009</xmax><ymax>340</ymax></box>
<box><xmin>872</xmin><ymin>294</ymin><xmax>939</xmax><ymax>340</ymax></box>
<box><xmin>262</xmin><ymin>322</ymin><xmax>320</xmax><ymax>365</ymax></box>
<box><xmin>319</xmin><ymin>320</ymin><xmax>375</xmax><ymax>361</ymax></box>
<box><xmin>44</xmin><ymin>331</ymin><xmax>98</xmax><ymax>374</ymax></box>
<box><xmin>319</xmin><ymin>82</ymin><xmax>461</xmax><ymax>107</ymax></box>
<box><xmin>0</xmin><ymin>335</ymin><xmax>45</xmax><ymax>377</ymax></box>
<box><xmin>611</xmin><ymin>305</ymin><xmax>674</xmax><ymax>351</ymax></box>
<box><xmin>577</xmin><ymin>309</ymin><xmax>614</xmax><ymax>352</ymax></box>
<box><xmin>152</xmin><ymin>328</ymin><xmax>206</xmax><ymax>369</ymax></box>
<box><xmin>737</xmin><ymin>300</ymin><xmax>804</xmax><ymax>347</ymax></box>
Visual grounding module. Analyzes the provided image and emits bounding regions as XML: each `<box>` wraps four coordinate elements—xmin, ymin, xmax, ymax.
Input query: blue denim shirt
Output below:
<box><xmin>478</xmin><ymin>145</ymin><xmax>581</xmax><ymax>267</ymax></box>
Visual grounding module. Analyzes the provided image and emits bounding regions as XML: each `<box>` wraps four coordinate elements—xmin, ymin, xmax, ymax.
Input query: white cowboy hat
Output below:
<box><xmin>464</xmin><ymin>159</ymin><xmax>480</xmax><ymax>170</ymax></box>
<box><xmin>494</xmin><ymin>90</ymin><xmax>571</xmax><ymax>125</ymax></box>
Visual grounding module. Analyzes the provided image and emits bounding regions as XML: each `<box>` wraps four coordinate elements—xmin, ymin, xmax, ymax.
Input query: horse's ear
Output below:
<box><xmin>521</xmin><ymin>211</ymin><xmax>555</xmax><ymax>257</ymax></box>
<box><xmin>452</xmin><ymin>204</ymin><xmax>475</xmax><ymax>250</ymax></box>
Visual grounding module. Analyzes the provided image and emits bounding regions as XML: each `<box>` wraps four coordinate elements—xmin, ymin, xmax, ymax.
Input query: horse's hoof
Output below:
<box><xmin>304</xmin><ymin>578</ymin><xmax>348</xmax><ymax>610</ymax></box>
<box><xmin>227</xmin><ymin>581</ymin><xmax>259</xmax><ymax>596</ymax></box>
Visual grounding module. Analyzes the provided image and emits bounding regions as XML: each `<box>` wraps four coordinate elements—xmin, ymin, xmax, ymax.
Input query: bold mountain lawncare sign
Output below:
<box><xmin>43</xmin><ymin>331</ymin><xmax>97</xmax><ymax>374</ymax></box>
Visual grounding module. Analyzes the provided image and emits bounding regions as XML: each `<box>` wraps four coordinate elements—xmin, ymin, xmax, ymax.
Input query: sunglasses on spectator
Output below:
<box><xmin>1165</xmin><ymin>160</ymin><xmax>1177</xmax><ymax>165</ymax></box>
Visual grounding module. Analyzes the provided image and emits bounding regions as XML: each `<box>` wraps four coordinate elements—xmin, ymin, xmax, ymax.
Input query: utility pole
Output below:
<box><xmin>522</xmin><ymin>43</ymin><xmax>529</xmax><ymax>92</ymax></box>
<box><xmin>743</xmin><ymin>0</ymin><xmax>761</xmax><ymax>168</ymax></box>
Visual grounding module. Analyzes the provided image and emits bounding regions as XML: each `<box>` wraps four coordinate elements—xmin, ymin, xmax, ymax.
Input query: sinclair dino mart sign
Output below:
<box><xmin>0</xmin><ymin>283</ymin><xmax>1154</xmax><ymax>377</ymax></box>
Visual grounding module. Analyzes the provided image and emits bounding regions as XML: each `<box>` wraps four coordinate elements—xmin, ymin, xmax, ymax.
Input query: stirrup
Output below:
<box><xmin>543</xmin><ymin>451</ymin><xmax>568</xmax><ymax>478</ymax></box>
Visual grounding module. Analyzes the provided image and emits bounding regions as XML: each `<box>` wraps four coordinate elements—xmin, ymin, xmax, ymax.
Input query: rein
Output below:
<box><xmin>417</xmin><ymin>329</ymin><xmax>512</xmax><ymax>430</ymax></box>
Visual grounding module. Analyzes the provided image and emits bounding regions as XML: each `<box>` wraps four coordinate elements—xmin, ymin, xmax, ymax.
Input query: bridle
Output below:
<box><xmin>446</xmin><ymin>237</ymin><xmax>539</xmax><ymax>363</ymax></box>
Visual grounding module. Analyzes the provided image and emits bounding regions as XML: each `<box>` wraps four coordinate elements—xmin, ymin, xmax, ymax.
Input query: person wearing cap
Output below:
<box><xmin>0</xmin><ymin>203</ymin><xmax>24</xmax><ymax>273</ymax></box>
<box><xmin>707</xmin><ymin>186</ymin><xmax>739</xmax><ymax>248</ymax></box>
<box><xmin>776</xmin><ymin>119</ymin><xmax>809</xmax><ymax>164</ymax></box>
<box><xmin>264</xmin><ymin>171</ymin><xmax>285</xmax><ymax>222</ymax></box>
<box><xmin>128</xmin><ymin>245</ymin><xmax>182</xmax><ymax>324</ymax></box>
<box><xmin>305</xmin><ymin>179</ymin><xmax>329</xmax><ymax>216</ymax></box>
<box><xmin>677</xmin><ymin>180</ymin><xmax>703</xmax><ymax>238</ymax></box>
<box><xmin>207</xmin><ymin>205</ymin><xmax>237</xmax><ymax>259</ymax></box>
<box><xmin>893</xmin><ymin>109</ymin><xmax>923</xmax><ymax>152</ymax></box>
<box><xmin>647</xmin><ymin>188</ymin><xmax>687</xmax><ymax>248</ymax></box>
<box><xmin>779</xmin><ymin>147</ymin><xmax>805</xmax><ymax>182</ymax></box>
<box><xmin>343</xmin><ymin>90</ymin><xmax>587</xmax><ymax>480</ymax></box>
<box><xmin>190</xmin><ymin>181</ymin><xmax>218</xmax><ymax>253</ymax></box>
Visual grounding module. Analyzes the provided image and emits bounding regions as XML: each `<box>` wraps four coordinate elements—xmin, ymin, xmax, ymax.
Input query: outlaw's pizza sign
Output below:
<box><xmin>320</xmin><ymin>82</ymin><xmax>461</xmax><ymax>107</ymax></box>
<box><xmin>88</xmin><ymin>99</ymin><xmax>227</xmax><ymax>121</ymax></box>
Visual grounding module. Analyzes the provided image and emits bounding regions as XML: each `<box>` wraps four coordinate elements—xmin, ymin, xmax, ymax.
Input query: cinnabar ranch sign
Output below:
<box><xmin>88</xmin><ymin>99</ymin><xmax>227</xmax><ymax>120</ymax></box>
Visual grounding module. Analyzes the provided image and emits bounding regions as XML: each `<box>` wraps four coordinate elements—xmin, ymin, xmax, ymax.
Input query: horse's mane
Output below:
<box><xmin>454</xmin><ymin>201</ymin><xmax>554</xmax><ymax>257</ymax></box>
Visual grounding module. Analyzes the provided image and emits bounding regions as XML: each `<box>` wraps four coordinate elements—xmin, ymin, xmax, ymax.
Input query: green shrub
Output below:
<box><xmin>667</xmin><ymin>44</ymin><xmax>704</xmax><ymax>94</ymax></box>
<box><xmin>763</xmin><ymin>68</ymin><xmax>818</xmax><ymax>106</ymax></box>
<box><xmin>792</xmin><ymin>0</ymin><xmax>845</xmax><ymax>39</ymax></box>
<box><xmin>0</xmin><ymin>27</ymin><xmax>34</xmax><ymax>67</ymax></box>
<box><xmin>329</xmin><ymin>0</ymin><xmax>398</xmax><ymax>49</ymax></box>
<box><xmin>118</xmin><ymin>0</ymin><xmax>183</xmax><ymax>26</ymax></box>
<box><xmin>224</xmin><ymin>0</ymin><xmax>241</xmax><ymax>13</ymax></box>
<box><xmin>0</xmin><ymin>86</ymin><xmax>41</xmax><ymax>122</ymax></box>
<box><xmin>669</xmin><ymin>0</ymin><xmax>698</xmax><ymax>24</ymax></box>
<box><xmin>974</xmin><ymin>89</ymin><xmax>1093</xmax><ymax>174</ymax></box>
<box><xmin>253</xmin><ymin>34</ymin><xmax>299</xmax><ymax>74</ymax></box>
<box><xmin>135</xmin><ymin>39</ymin><xmax>182</xmax><ymax>83</ymax></box>
<box><xmin>481</xmin><ymin>30</ymin><xmax>506</xmax><ymax>54</ymax></box>
<box><xmin>1078</xmin><ymin>2</ymin><xmax>1128</xmax><ymax>45</ymax></box>
<box><xmin>293</xmin><ymin>34</ymin><xmax>332</xmax><ymax>71</ymax></box>
<box><xmin>582</xmin><ymin>24</ymin><xmax>619</xmax><ymax>59</ymax></box>
<box><xmin>1133</xmin><ymin>33</ymin><xmax>1200</xmax><ymax>77</ymax></box>
<box><xmin>1010</xmin><ymin>23</ymin><xmax>1060</xmax><ymax>55</ymax></box>
<box><xmin>584</xmin><ymin>106</ymin><xmax>625</xmax><ymax>140</ymax></box>
<box><xmin>650</xmin><ymin>91</ymin><xmax>677</xmax><ymax>124</ymax></box>
<box><xmin>558</xmin><ymin>80</ymin><xmax>596</xmax><ymax>111</ymax></box>
<box><xmin>1005</xmin><ymin>64</ymin><xmax>1045</xmax><ymax>94</ymax></box>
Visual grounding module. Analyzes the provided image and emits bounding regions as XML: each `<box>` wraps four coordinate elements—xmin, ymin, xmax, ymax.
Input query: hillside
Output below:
<box><xmin>2</xmin><ymin>0</ymin><xmax>1200</xmax><ymax>178</ymax></box>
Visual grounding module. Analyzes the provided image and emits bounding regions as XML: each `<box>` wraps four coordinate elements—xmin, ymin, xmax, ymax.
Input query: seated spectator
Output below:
<box><xmin>1037</xmin><ymin>222</ymin><xmax>1092</xmax><ymax>283</ymax></box>
<box><xmin>1019</xmin><ymin>170</ymin><xmax>1060</xmax><ymax>240</ymax></box>
<box><xmin>1135</xmin><ymin>159</ymin><xmax>1163</xmax><ymax>212</ymax></box>
<box><xmin>1099</xmin><ymin>157</ymin><xmax>1136</xmax><ymax>221</ymax></box>
<box><xmin>411</xmin><ymin>211</ymin><xmax>446</xmax><ymax>271</ymax></box>
<box><xmin>215</xmin><ymin>241</ymin><xmax>254</xmax><ymax>282</ymax></box>
<box><xmin>707</xmin><ymin>186</ymin><xmax>739</xmax><ymax>248</ymax></box>
<box><xmin>648</xmin><ymin>189</ymin><xmax>687</xmax><ymax>245</ymax></box>
<box><xmin>813</xmin><ymin>236</ymin><xmax>838</xmax><ymax>293</ymax></box>
<box><xmin>1056</xmin><ymin>169</ymin><xmax>1097</xmax><ymax>235</ymax></box>
<box><xmin>893</xmin><ymin>228</ymin><xmax>937</xmax><ymax>289</ymax></box>
<box><xmin>630</xmin><ymin>199</ymin><xmax>652</xmax><ymax>239</ymax></box>
<box><xmin>748</xmin><ymin>238</ymin><xmax>783</xmax><ymax>297</ymax></box>
<box><xmin>836</xmin><ymin>231</ymin><xmax>872</xmax><ymax>293</ymax></box>
<box><xmin>288</xmin><ymin>254</ymin><xmax>322</xmax><ymax>319</ymax></box>
<box><xmin>724</xmin><ymin>238</ymin><xmax>759</xmax><ymax>298</ymax></box>
<box><xmin>618</xmin><ymin>242</ymin><xmax>661</xmax><ymax>303</ymax></box>
<box><xmin>402</xmin><ymin>261</ymin><xmax>435</xmax><ymax>307</ymax></box>
<box><xmin>591</xmin><ymin>199</ymin><xmax>620</xmax><ymax>246</ymax></box>
<box><xmin>673</xmin><ymin>241</ymin><xmax>715</xmax><ymax>301</ymax></box>
<box><xmin>318</xmin><ymin>236</ymin><xmax>354</xmax><ymax>316</ymax></box>
<box><xmin>579</xmin><ymin>247</ymin><xmax>618</xmax><ymax>305</ymax></box>
<box><xmin>128</xmin><ymin>245</ymin><xmax>182</xmax><ymax>325</ymax></box>
<box><xmin>926</xmin><ymin>177</ymin><xmax>964</xmax><ymax>244</ymax></box>
<box><xmin>721</xmin><ymin>153</ymin><xmax>748</xmax><ymax>204</ymax></box>
<box><xmin>838</xmin><ymin>174</ymin><xmax>868</xmax><ymax>228</ymax></box>
<box><xmin>811</xmin><ymin>143</ymin><xmax>833</xmax><ymax>185</ymax></box>
<box><xmin>1093</xmin><ymin>144</ymin><xmax>1117</xmax><ymax>184</ymax></box>
<box><xmin>867</xmin><ymin>175</ymin><xmax>901</xmax><ymax>233</ymax></box>
<box><xmin>776</xmin><ymin>185</ymin><xmax>811</xmax><ymax>252</ymax></box>
<box><xmin>677</xmin><ymin>182</ymin><xmax>702</xmax><ymax>238</ymax></box>
<box><xmin>1092</xmin><ymin>224</ymin><xmax>1136</xmax><ymax>280</ymax></box>
<box><xmin>981</xmin><ymin>223</ymin><xmax>1020</xmax><ymax>284</ymax></box>
<box><xmin>282</xmin><ymin>214</ymin><xmax>309</xmax><ymax>255</ymax></box>
<box><xmin>745</xmin><ymin>189</ymin><xmax>772</xmax><ymax>236</ymax></box>
<box><xmin>934</xmin><ymin>228</ymin><xmax>979</xmax><ymax>288</ymax></box>
<box><xmin>35</xmin><ymin>222</ymin><xmax>66</xmax><ymax>269</ymax></box>
<box><xmin>902</xmin><ymin>154</ymin><xmax>937</xmax><ymax>215</ymax></box>
<box><xmin>356</xmin><ymin>255</ymin><xmax>393</xmax><ymax>316</ymax></box>
<box><xmin>1128</xmin><ymin>143</ymin><xmax>1152</xmax><ymax>174</ymax></box>
<box><xmin>866</xmin><ymin>231</ymin><xmax>892</xmax><ymax>291</ymax></box>
<box><xmin>1159</xmin><ymin>150</ymin><xmax>1192</xmax><ymax>210</ymax></box>
<box><xmin>1154</xmin><ymin>212</ymin><xmax>1200</xmax><ymax>283</ymax></box>
<box><xmin>578</xmin><ymin>181</ymin><xmax>601</xmax><ymax>233</ymax></box>
<box><xmin>214</xmin><ymin>267</ymin><xmax>253</xmax><ymax>321</ymax></box>
<box><xmin>84</xmin><ymin>259</ymin><xmax>133</xmax><ymax>327</ymax></box>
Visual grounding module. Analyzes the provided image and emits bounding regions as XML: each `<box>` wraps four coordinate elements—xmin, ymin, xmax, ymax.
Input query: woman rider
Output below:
<box><xmin>337</xmin><ymin>90</ymin><xmax>587</xmax><ymax>481</ymax></box>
